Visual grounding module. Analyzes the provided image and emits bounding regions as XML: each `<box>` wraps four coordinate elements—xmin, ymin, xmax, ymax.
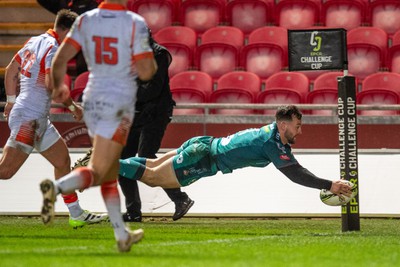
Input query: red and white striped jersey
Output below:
<box><xmin>13</xmin><ymin>29</ymin><xmax>59</xmax><ymax>116</ymax></box>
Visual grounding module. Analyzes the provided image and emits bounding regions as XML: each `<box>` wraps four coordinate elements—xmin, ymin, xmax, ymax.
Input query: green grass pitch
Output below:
<box><xmin>0</xmin><ymin>216</ymin><xmax>399</xmax><ymax>267</ymax></box>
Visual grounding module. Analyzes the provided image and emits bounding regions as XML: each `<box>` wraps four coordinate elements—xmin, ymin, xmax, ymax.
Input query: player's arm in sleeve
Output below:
<box><xmin>266</xmin><ymin>141</ymin><xmax>352</xmax><ymax>196</ymax></box>
<box><xmin>132</xmin><ymin>20</ymin><xmax>157</xmax><ymax>82</ymax></box>
<box><xmin>278</xmin><ymin>163</ymin><xmax>352</xmax><ymax>196</ymax></box>
<box><xmin>4</xmin><ymin>54</ymin><xmax>21</xmax><ymax>119</ymax></box>
<box><xmin>278</xmin><ymin>163</ymin><xmax>332</xmax><ymax>190</ymax></box>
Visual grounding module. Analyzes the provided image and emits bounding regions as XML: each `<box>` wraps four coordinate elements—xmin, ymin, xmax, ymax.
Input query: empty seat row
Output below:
<box><xmin>50</xmin><ymin>71</ymin><xmax>400</xmax><ymax>116</ymax></box>
<box><xmin>128</xmin><ymin>0</ymin><xmax>400</xmax><ymax>37</ymax></box>
<box><xmin>154</xmin><ymin>25</ymin><xmax>400</xmax><ymax>81</ymax></box>
<box><xmin>170</xmin><ymin>70</ymin><xmax>400</xmax><ymax>116</ymax></box>
<box><xmin>154</xmin><ymin>25</ymin><xmax>286</xmax><ymax>79</ymax></box>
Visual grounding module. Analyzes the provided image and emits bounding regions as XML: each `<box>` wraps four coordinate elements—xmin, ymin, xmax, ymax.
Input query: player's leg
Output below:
<box><xmin>138</xmin><ymin>120</ymin><xmax>194</xmax><ymax>219</ymax></box>
<box><xmin>41</xmin><ymin>135</ymin><xmax>108</xmax><ymax>228</ymax></box>
<box><xmin>0</xmin><ymin>145</ymin><xmax>29</xmax><ymax>180</ymax></box>
<box><xmin>146</xmin><ymin>150</ymin><xmax>177</xmax><ymax>167</ymax></box>
<box><xmin>119</xmin><ymin>126</ymin><xmax>142</xmax><ymax>222</ymax></box>
<box><xmin>140</xmin><ymin>157</ymin><xmax>181</xmax><ymax>188</ymax></box>
<box><xmin>91</xmin><ymin>135</ymin><xmax>143</xmax><ymax>252</ymax></box>
<box><xmin>0</xmin><ymin>117</ymin><xmax>35</xmax><ymax>179</ymax></box>
<box><xmin>119</xmin><ymin>139</ymin><xmax>216</xmax><ymax>188</ymax></box>
<box><xmin>138</xmin><ymin>141</ymin><xmax>217</xmax><ymax>188</ymax></box>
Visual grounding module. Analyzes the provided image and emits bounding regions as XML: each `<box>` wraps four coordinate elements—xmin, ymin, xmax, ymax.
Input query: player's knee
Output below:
<box><xmin>53</xmin><ymin>156</ymin><xmax>71</xmax><ymax>172</ymax></box>
<box><xmin>0</xmin><ymin>168</ymin><xmax>15</xmax><ymax>180</ymax></box>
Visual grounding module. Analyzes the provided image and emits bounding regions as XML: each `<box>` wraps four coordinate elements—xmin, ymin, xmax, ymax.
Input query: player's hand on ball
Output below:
<box><xmin>320</xmin><ymin>180</ymin><xmax>357</xmax><ymax>206</ymax></box>
<box><xmin>330</xmin><ymin>180</ymin><xmax>353</xmax><ymax>197</ymax></box>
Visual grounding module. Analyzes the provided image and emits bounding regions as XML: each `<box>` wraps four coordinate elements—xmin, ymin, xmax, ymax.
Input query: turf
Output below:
<box><xmin>0</xmin><ymin>216</ymin><xmax>399</xmax><ymax>267</ymax></box>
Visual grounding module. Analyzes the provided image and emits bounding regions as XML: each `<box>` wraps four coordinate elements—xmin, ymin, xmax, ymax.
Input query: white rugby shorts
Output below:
<box><xmin>82</xmin><ymin>92</ymin><xmax>134</xmax><ymax>145</ymax></box>
<box><xmin>6</xmin><ymin>108</ymin><xmax>60</xmax><ymax>154</ymax></box>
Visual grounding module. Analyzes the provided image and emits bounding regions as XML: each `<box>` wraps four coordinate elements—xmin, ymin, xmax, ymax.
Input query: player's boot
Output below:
<box><xmin>40</xmin><ymin>179</ymin><xmax>57</xmax><ymax>225</ymax></box>
<box><xmin>72</xmin><ymin>148</ymin><xmax>92</xmax><ymax>170</ymax></box>
<box><xmin>117</xmin><ymin>228</ymin><xmax>144</xmax><ymax>253</ymax></box>
<box><xmin>122</xmin><ymin>212</ymin><xmax>142</xmax><ymax>222</ymax></box>
<box><xmin>172</xmin><ymin>197</ymin><xmax>194</xmax><ymax>221</ymax></box>
<box><xmin>69</xmin><ymin>210</ymin><xmax>109</xmax><ymax>229</ymax></box>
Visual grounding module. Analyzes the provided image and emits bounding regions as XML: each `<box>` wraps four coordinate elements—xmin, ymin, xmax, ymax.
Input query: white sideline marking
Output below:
<box><xmin>0</xmin><ymin>236</ymin><xmax>281</xmax><ymax>254</ymax></box>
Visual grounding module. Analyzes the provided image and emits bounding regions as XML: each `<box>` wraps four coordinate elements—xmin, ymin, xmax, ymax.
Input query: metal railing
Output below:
<box><xmin>1</xmin><ymin>102</ymin><xmax>400</xmax><ymax>124</ymax></box>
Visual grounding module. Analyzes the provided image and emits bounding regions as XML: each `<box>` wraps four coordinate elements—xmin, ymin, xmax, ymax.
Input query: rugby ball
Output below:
<box><xmin>320</xmin><ymin>180</ymin><xmax>357</xmax><ymax>206</ymax></box>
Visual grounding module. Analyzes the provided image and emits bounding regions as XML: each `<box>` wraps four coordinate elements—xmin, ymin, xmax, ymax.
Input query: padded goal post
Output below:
<box><xmin>288</xmin><ymin>29</ymin><xmax>360</xmax><ymax>231</ymax></box>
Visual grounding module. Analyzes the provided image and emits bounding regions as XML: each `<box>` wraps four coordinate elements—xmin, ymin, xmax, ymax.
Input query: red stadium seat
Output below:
<box><xmin>154</xmin><ymin>26</ymin><xmax>197</xmax><ymax>77</ymax></box>
<box><xmin>321</xmin><ymin>0</ymin><xmax>367</xmax><ymax>31</ymax></box>
<box><xmin>210</xmin><ymin>71</ymin><xmax>261</xmax><ymax>114</ymax></box>
<box><xmin>128</xmin><ymin>0</ymin><xmax>176</xmax><ymax>33</ymax></box>
<box><xmin>178</xmin><ymin>0</ymin><xmax>225</xmax><ymax>35</ymax></box>
<box><xmin>72</xmin><ymin>71</ymin><xmax>89</xmax><ymax>91</ymax></box>
<box><xmin>154</xmin><ymin>26</ymin><xmax>197</xmax><ymax>49</ymax></box>
<box><xmin>170</xmin><ymin>71</ymin><xmax>213</xmax><ymax>115</ymax></box>
<box><xmin>358</xmin><ymin>72</ymin><xmax>400</xmax><ymax>115</ymax></box>
<box><xmin>71</xmin><ymin>71</ymin><xmax>89</xmax><ymax>102</ymax></box>
<box><xmin>369</xmin><ymin>0</ymin><xmax>400</xmax><ymax>38</ymax></box>
<box><xmin>195</xmin><ymin>26</ymin><xmax>244</xmax><ymax>80</ymax></box>
<box><xmin>258</xmin><ymin>72</ymin><xmax>309</xmax><ymax>114</ymax></box>
<box><xmin>225</xmin><ymin>0</ymin><xmax>273</xmax><ymax>36</ymax></box>
<box><xmin>307</xmin><ymin>71</ymin><xmax>346</xmax><ymax>115</ymax></box>
<box><xmin>387</xmin><ymin>30</ymin><xmax>400</xmax><ymax>73</ymax></box>
<box><xmin>240</xmin><ymin>26</ymin><xmax>287</xmax><ymax>79</ymax></box>
<box><xmin>347</xmin><ymin>27</ymin><xmax>388</xmax><ymax>80</ymax></box>
<box><xmin>275</xmin><ymin>0</ymin><xmax>320</xmax><ymax>29</ymax></box>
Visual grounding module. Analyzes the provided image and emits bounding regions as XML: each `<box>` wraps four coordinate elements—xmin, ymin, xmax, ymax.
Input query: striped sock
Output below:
<box><xmin>56</xmin><ymin>167</ymin><xmax>94</xmax><ymax>194</ymax></box>
<box><xmin>101</xmin><ymin>180</ymin><xmax>128</xmax><ymax>241</ymax></box>
<box><xmin>62</xmin><ymin>193</ymin><xmax>84</xmax><ymax>218</ymax></box>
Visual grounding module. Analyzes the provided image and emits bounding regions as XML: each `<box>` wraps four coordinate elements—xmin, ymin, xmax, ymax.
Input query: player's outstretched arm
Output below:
<box><xmin>278</xmin><ymin>163</ymin><xmax>333</xmax><ymax>190</ymax></box>
<box><xmin>278</xmin><ymin>164</ymin><xmax>352</xmax><ymax>197</ymax></box>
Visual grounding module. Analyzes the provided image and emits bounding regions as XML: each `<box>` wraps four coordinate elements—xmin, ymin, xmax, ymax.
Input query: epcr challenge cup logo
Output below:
<box><xmin>310</xmin><ymin>31</ymin><xmax>322</xmax><ymax>52</ymax></box>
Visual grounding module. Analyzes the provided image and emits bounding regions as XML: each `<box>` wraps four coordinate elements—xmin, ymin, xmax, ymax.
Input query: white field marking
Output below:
<box><xmin>0</xmin><ymin>236</ymin><xmax>285</xmax><ymax>254</ymax></box>
<box><xmin>0</xmin><ymin>246</ymin><xmax>99</xmax><ymax>254</ymax></box>
<box><xmin>140</xmin><ymin>235</ymin><xmax>287</xmax><ymax>247</ymax></box>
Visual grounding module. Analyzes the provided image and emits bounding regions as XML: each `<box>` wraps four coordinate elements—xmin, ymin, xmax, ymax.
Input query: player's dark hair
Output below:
<box><xmin>275</xmin><ymin>105</ymin><xmax>302</xmax><ymax>121</ymax></box>
<box><xmin>54</xmin><ymin>9</ymin><xmax>78</xmax><ymax>30</ymax></box>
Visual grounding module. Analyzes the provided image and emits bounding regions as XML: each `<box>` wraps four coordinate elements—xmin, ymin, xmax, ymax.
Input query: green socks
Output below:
<box><xmin>119</xmin><ymin>157</ymin><xmax>146</xmax><ymax>180</ymax></box>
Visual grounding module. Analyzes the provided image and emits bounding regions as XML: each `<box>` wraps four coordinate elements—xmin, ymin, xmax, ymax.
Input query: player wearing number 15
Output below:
<box><xmin>41</xmin><ymin>0</ymin><xmax>157</xmax><ymax>252</ymax></box>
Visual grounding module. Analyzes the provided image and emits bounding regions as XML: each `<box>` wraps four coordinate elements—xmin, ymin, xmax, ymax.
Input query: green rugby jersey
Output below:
<box><xmin>211</xmin><ymin>122</ymin><xmax>298</xmax><ymax>174</ymax></box>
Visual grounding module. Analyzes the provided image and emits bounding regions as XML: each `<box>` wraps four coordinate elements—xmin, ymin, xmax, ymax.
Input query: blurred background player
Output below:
<box><xmin>1</xmin><ymin>9</ymin><xmax>107</xmax><ymax>228</ymax></box>
<box><xmin>117</xmin><ymin>105</ymin><xmax>353</xmax><ymax>199</ymax></box>
<box><xmin>118</xmin><ymin>30</ymin><xmax>194</xmax><ymax>222</ymax></box>
<box><xmin>40</xmin><ymin>0</ymin><xmax>157</xmax><ymax>253</ymax></box>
